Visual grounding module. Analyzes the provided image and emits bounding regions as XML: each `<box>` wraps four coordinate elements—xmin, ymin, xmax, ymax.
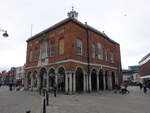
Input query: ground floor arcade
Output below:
<box><xmin>25</xmin><ymin>64</ymin><xmax>119</xmax><ymax>94</ymax></box>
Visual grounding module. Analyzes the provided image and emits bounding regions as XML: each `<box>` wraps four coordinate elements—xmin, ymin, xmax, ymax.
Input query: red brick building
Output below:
<box><xmin>24</xmin><ymin>9</ymin><xmax>122</xmax><ymax>94</ymax></box>
<box><xmin>139</xmin><ymin>53</ymin><xmax>150</xmax><ymax>77</ymax></box>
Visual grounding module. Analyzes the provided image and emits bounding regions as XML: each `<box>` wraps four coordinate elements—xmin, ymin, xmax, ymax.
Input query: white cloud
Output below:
<box><xmin>0</xmin><ymin>0</ymin><xmax>150</xmax><ymax>71</ymax></box>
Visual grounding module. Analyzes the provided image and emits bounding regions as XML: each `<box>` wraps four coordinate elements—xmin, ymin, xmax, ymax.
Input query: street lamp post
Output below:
<box><xmin>0</xmin><ymin>28</ymin><xmax>9</xmax><ymax>38</ymax></box>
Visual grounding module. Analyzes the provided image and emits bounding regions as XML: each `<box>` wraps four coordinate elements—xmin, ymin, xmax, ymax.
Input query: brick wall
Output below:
<box><xmin>139</xmin><ymin>60</ymin><xmax>150</xmax><ymax>76</ymax></box>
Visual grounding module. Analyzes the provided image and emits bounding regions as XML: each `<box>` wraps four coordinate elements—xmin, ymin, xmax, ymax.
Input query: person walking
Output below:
<box><xmin>143</xmin><ymin>84</ymin><xmax>147</xmax><ymax>94</ymax></box>
<box><xmin>139</xmin><ymin>82</ymin><xmax>143</xmax><ymax>90</ymax></box>
<box><xmin>53</xmin><ymin>83</ymin><xmax>57</xmax><ymax>97</ymax></box>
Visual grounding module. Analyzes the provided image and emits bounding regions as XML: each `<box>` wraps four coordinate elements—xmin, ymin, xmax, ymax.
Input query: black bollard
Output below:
<box><xmin>43</xmin><ymin>98</ymin><xmax>46</xmax><ymax>113</ymax></box>
<box><xmin>46</xmin><ymin>90</ymin><xmax>49</xmax><ymax>106</ymax></box>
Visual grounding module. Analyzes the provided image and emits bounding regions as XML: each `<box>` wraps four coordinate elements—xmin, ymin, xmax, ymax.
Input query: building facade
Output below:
<box><xmin>122</xmin><ymin>69</ymin><xmax>132</xmax><ymax>82</ymax></box>
<box><xmin>122</xmin><ymin>65</ymin><xmax>140</xmax><ymax>83</ymax></box>
<box><xmin>139</xmin><ymin>53</ymin><xmax>150</xmax><ymax>77</ymax></box>
<box><xmin>24</xmin><ymin>9</ymin><xmax>122</xmax><ymax>94</ymax></box>
<box><xmin>15</xmin><ymin>66</ymin><xmax>25</xmax><ymax>85</ymax></box>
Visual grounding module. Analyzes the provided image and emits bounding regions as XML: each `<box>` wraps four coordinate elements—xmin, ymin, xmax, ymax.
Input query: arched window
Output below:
<box><xmin>76</xmin><ymin>39</ymin><xmax>82</xmax><ymax>56</ymax></box>
<box><xmin>33</xmin><ymin>47</ymin><xmax>39</xmax><ymax>61</ymax></box>
<box><xmin>41</xmin><ymin>41</ymin><xmax>47</xmax><ymax>58</ymax></box>
<box><xmin>29</xmin><ymin>50</ymin><xmax>32</xmax><ymax>62</ymax></box>
<box><xmin>91</xmin><ymin>44</ymin><xmax>95</xmax><ymax>58</ymax></box>
<box><xmin>50</xmin><ymin>40</ymin><xmax>55</xmax><ymax>57</ymax></box>
<box><xmin>104</xmin><ymin>49</ymin><xmax>108</xmax><ymax>61</ymax></box>
<box><xmin>97</xmin><ymin>43</ymin><xmax>103</xmax><ymax>59</ymax></box>
<box><xmin>58</xmin><ymin>38</ymin><xmax>64</xmax><ymax>56</ymax></box>
<box><xmin>110</xmin><ymin>51</ymin><xmax>114</xmax><ymax>63</ymax></box>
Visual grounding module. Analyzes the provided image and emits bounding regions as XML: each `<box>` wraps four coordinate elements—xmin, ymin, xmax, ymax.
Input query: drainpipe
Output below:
<box><xmin>85</xmin><ymin>22</ymin><xmax>90</xmax><ymax>92</ymax></box>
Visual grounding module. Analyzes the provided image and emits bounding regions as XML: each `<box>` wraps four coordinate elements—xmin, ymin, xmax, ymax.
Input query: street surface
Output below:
<box><xmin>0</xmin><ymin>86</ymin><xmax>41</xmax><ymax>113</ymax></box>
<box><xmin>0</xmin><ymin>86</ymin><xmax>150</xmax><ymax>113</ymax></box>
<box><xmin>47</xmin><ymin>86</ymin><xmax>150</xmax><ymax>113</ymax></box>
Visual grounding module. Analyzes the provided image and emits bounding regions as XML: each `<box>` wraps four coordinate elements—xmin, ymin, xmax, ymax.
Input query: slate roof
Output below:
<box><xmin>139</xmin><ymin>52</ymin><xmax>150</xmax><ymax>63</ymax></box>
<box><xmin>26</xmin><ymin>17</ymin><xmax>119</xmax><ymax>45</ymax></box>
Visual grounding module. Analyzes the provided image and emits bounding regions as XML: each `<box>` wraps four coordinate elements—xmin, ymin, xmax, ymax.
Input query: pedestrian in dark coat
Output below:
<box><xmin>143</xmin><ymin>84</ymin><xmax>147</xmax><ymax>94</ymax></box>
<box><xmin>53</xmin><ymin>83</ymin><xmax>57</xmax><ymax>97</ymax></box>
<box><xmin>139</xmin><ymin>82</ymin><xmax>143</xmax><ymax>90</ymax></box>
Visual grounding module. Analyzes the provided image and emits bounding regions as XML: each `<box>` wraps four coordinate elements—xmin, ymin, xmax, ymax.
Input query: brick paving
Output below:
<box><xmin>46</xmin><ymin>86</ymin><xmax>150</xmax><ymax>113</ymax></box>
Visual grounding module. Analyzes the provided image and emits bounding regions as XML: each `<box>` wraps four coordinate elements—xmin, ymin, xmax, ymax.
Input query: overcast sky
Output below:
<box><xmin>0</xmin><ymin>0</ymin><xmax>150</xmax><ymax>71</ymax></box>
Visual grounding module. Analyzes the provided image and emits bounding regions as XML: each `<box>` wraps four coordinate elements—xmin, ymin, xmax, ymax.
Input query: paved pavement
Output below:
<box><xmin>46</xmin><ymin>86</ymin><xmax>150</xmax><ymax>113</ymax></box>
<box><xmin>0</xmin><ymin>86</ymin><xmax>42</xmax><ymax>113</ymax></box>
<box><xmin>0</xmin><ymin>86</ymin><xmax>150</xmax><ymax>113</ymax></box>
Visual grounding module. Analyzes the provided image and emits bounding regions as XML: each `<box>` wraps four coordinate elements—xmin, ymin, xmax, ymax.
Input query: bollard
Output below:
<box><xmin>43</xmin><ymin>98</ymin><xmax>46</xmax><ymax>113</ymax></box>
<box><xmin>26</xmin><ymin>110</ymin><xmax>31</xmax><ymax>113</ymax></box>
<box><xmin>46</xmin><ymin>90</ymin><xmax>49</xmax><ymax>106</ymax></box>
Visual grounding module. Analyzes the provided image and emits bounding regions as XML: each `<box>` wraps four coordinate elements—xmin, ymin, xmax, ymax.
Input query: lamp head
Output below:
<box><xmin>3</xmin><ymin>31</ymin><xmax>8</xmax><ymax>37</ymax></box>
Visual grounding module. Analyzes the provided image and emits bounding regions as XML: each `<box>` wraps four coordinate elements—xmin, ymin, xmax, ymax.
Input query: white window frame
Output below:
<box><xmin>91</xmin><ymin>44</ymin><xmax>95</xmax><ymax>58</ymax></box>
<box><xmin>41</xmin><ymin>41</ymin><xmax>47</xmax><ymax>59</ymax></box>
<box><xmin>50</xmin><ymin>41</ymin><xmax>55</xmax><ymax>57</ymax></box>
<box><xmin>76</xmin><ymin>39</ymin><xmax>83</xmax><ymax>56</ymax></box>
<box><xmin>97</xmin><ymin>43</ymin><xmax>103</xmax><ymax>59</ymax></box>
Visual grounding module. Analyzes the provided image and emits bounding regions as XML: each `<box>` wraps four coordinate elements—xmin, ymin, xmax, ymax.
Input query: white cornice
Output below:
<box><xmin>25</xmin><ymin>59</ymin><xmax>118</xmax><ymax>70</ymax></box>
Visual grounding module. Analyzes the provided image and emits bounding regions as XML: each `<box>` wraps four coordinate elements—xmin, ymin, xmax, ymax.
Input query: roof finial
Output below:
<box><xmin>67</xmin><ymin>6</ymin><xmax>78</xmax><ymax>19</ymax></box>
<box><xmin>72</xmin><ymin>6</ymin><xmax>74</xmax><ymax>11</ymax></box>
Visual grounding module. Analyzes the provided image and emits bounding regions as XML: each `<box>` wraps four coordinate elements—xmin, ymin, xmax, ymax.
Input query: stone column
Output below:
<box><xmin>103</xmin><ymin>71</ymin><xmax>106</xmax><ymax>91</ymax></box>
<box><xmin>47</xmin><ymin>75</ymin><xmax>49</xmax><ymax>89</ymax></box>
<box><xmin>73</xmin><ymin>73</ymin><xmax>76</xmax><ymax>93</ymax></box>
<box><xmin>86</xmin><ymin>75</ymin><xmax>89</xmax><ymax>92</ymax></box>
<box><xmin>115</xmin><ymin>72</ymin><xmax>118</xmax><ymax>84</ymax></box>
<box><xmin>89</xmin><ymin>73</ymin><xmax>92</xmax><ymax>92</ymax></box>
<box><xmin>31</xmin><ymin>73</ymin><xmax>34</xmax><ymax>91</ymax></box>
<box><xmin>37</xmin><ymin>73</ymin><xmax>40</xmax><ymax>90</ymax></box>
<box><xmin>69</xmin><ymin>73</ymin><xmax>72</xmax><ymax>94</ymax></box>
<box><xmin>65</xmin><ymin>74</ymin><xmax>68</xmax><ymax>93</ymax></box>
<box><xmin>108</xmin><ymin>72</ymin><xmax>112</xmax><ymax>90</ymax></box>
<box><xmin>55</xmin><ymin>74</ymin><xmax>58</xmax><ymax>85</ymax></box>
<box><xmin>97</xmin><ymin>72</ymin><xmax>99</xmax><ymax>91</ymax></box>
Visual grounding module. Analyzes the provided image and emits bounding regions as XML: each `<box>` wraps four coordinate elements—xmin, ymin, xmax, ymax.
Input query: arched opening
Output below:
<box><xmin>105</xmin><ymin>71</ymin><xmax>108</xmax><ymax>90</ymax></box>
<box><xmin>75</xmin><ymin>67</ymin><xmax>84</xmax><ymax>92</ymax></box>
<box><xmin>91</xmin><ymin>69</ymin><xmax>97</xmax><ymax>91</ymax></box>
<box><xmin>39</xmin><ymin>68</ymin><xmax>47</xmax><ymax>89</ymax></box>
<box><xmin>99</xmin><ymin>70</ymin><xmax>104</xmax><ymax>90</ymax></box>
<box><xmin>27</xmin><ymin>72</ymin><xmax>31</xmax><ymax>88</ymax></box>
<box><xmin>111</xmin><ymin>72</ymin><xmax>115</xmax><ymax>89</ymax></box>
<box><xmin>58</xmin><ymin>67</ymin><xmax>65</xmax><ymax>92</ymax></box>
<box><xmin>33</xmin><ymin>71</ymin><xmax>37</xmax><ymax>88</ymax></box>
<box><xmin>48</xmin><ymin>68</ymin><xmax>55</xmax><ymax>88</ymax></box>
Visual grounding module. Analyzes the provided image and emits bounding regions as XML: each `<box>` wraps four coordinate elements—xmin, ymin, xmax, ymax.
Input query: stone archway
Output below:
<box><xmin>48</xmin><ymin>68</ymin><xmax>55</xmax><ymax>88</ymax></box>
<box><xmin>39</xmin><ymin>68</ymin><xmax>47</xmax><ymax>89</ymax></box>
<box><xmin>75</xmin><ymin>67</ymin><xmax>84</xmax><ymax>92</ymax></box>
<box><xmin>91</xmin><ymin>69</ymin><xmax>97</xmax><ymax>91</ymax></box>
<box><xmin>99</xmin><ymin>70</ymin><xmax>104</xmax><ymax>90</ymax></box>
<box><xmin>58</xmin><ymin>67</ymin><xmax>65</xmax><ymax>92</ymax></box>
